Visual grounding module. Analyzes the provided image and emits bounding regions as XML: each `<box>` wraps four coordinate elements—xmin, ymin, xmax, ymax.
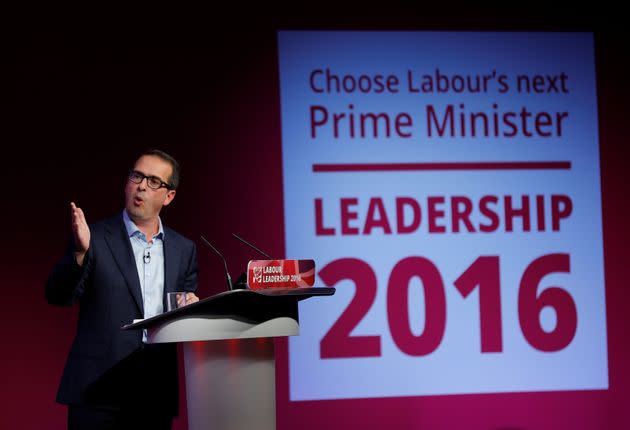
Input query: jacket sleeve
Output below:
<box><xmin>45</xmin><ymin>240</ymin><xmax>94</xmax><ymax>306</ymax></box>
<box><xmin>182</xmin><ymin>242</ymin><xmax>198</xmax><ymax>293</ymax></box>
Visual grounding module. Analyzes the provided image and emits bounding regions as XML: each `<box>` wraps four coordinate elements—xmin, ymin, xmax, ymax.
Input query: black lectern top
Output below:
<box><xmin>122</xmin><ymin>287</ymin><xmax>335</xmax><ymax>331</ymax></box>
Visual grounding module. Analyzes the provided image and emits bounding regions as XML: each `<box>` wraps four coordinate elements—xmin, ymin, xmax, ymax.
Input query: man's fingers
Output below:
<box><xmin>70</xmin><ymin>203</ymin><xmax>87</xmax><ymax>226</ymax></box>
<box><xmin>69</xmin><ymin>202</ymin><xmax>90</xmax><ymax>253</ymax></box>
<box><xmin>176</xmin><ymin>293</ymin><xmax>199</xmax><ymax>307</ymax></box>
<box><xmin>70</xmin><ymin>202</ymin><xmax>77</xmax><ymax>224</ymax></box>
<box><xmin>75</xmin><ymin>207</ymin><xmax>86</xmax><ymax>224</ymax></box>
<box><xmin>185</xmin><ymin>293</ymin><xmax>200</xmax><ymax>304</ymax></box>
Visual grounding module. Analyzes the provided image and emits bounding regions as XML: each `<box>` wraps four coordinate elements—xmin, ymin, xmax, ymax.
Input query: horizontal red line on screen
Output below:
<box><xmin>312</xmin><ymin>161</ymin><xmax>571</xmax><ymax>172</ymax></box>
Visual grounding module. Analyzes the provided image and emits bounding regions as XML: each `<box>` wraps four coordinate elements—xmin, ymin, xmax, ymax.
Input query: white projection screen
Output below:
<box><xmin>278</xmin><ymin>31</ymin><xmax>606</xmax><ymax>402</ymax></box>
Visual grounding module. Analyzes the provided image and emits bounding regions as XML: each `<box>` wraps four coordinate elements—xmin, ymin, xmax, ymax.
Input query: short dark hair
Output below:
<box><xmin>139</xmin><ymin>149</ymin><xmax>180</xmax><ymax>189</ymax></box>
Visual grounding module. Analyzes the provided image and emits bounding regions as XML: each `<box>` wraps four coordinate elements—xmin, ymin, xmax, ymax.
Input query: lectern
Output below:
<box><xmin>122</xmin><ymin>287</ymin><xmax>334</xmax><ymax>430</ymax></box>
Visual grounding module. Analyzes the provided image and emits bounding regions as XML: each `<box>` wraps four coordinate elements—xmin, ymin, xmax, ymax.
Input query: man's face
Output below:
<box><xmin>125</xmin><ymin>155</ymin><xmax>176</xmax><ymax>224</ymax></box>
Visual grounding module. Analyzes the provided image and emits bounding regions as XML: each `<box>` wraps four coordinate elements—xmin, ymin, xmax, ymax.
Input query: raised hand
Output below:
<box><xmin>70</xmin><ymin>202</ymin><xmax>90</xmax><ymax>266</ymax></box>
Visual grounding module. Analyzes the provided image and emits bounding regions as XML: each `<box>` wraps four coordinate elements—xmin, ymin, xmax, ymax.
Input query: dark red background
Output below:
<box><xmin>3</xmin><ymin>14</ymin><xmax>628</xmax><ymax>430</ymax></box>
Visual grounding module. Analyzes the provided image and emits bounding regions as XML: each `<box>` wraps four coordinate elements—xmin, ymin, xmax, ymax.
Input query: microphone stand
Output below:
<box><xmin>200</xmin><ymin>235</ymin><xmax>233</xmax><ymax>291</ymax></box>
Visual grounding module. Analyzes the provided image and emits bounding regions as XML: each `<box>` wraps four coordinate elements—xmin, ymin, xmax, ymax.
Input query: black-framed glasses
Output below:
<box><xmin>128</xmin><ymin>170</ymin><xmax>174</xmax><ymax>190</ymax></box>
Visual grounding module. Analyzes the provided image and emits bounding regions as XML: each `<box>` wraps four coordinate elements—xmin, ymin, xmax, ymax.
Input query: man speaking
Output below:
<box><xmin>46</xmin><ymin>149</ymin><xmax>199</xmax><ymax>429</ymax></box>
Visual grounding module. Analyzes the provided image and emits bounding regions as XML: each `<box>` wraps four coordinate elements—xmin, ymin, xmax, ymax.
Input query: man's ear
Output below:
<box><xmin>163</xmin><ymin>189</ymin><xmax>176</xmax><ymax>206</ymax></box>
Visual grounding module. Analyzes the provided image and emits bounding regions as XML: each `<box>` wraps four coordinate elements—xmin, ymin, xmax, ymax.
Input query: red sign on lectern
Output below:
<box><xmin>247</xmin><ymin>259</ymin><xmax>316</xmax><ymax>289</ymax></box>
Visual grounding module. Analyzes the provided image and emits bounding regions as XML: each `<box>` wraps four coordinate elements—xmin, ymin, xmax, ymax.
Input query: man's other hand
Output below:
<box><xmin>70</xmin><ymin>202</ymin><xmax>90</xmax><ymax>266</ymax></box>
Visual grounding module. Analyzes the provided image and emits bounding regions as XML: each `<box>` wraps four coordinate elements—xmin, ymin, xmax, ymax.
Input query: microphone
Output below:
<box><xmin>143</xmin><ymin>250</ymin><xmax>151</xmax><ymax>264</ymax></box>
<box><xmin>200</xmin><ymin>235</ymin><xmax>233</xmax><ymax>291</ymax></box>
<box><xmin>231</xmin><ymin>233</ymin><xmax>274</xmax><ymax>289</ymax></box>
<box><xmin>231</xmin><ymin>233</ymin><xmax>273</xmax><ymax>259</ymax></box>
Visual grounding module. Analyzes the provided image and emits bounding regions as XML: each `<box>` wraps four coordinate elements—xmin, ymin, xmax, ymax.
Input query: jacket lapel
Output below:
<box><xmin>104</xmin><ymin>215</ymin><xmax>144</xmax><ymax>315</ymax></box>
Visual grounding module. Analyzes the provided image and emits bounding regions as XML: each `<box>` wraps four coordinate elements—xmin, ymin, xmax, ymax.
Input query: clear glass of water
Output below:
<box><xmin>167</xmin><ymin>292</ymin><xmax>187</xmax><ymax>311</ymax></box>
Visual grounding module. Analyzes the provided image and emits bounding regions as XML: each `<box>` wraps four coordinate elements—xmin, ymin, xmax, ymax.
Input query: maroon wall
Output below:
<box><xmin>3</xmin><ymin>15</ymin><xmax>628</xmax><ymax>429</ymax></box>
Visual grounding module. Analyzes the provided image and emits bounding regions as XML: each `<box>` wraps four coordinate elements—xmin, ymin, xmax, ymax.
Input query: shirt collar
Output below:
<box><xmin>123</xmin><ymin>209</ymin><xmax>164</xmax><ymax>241</ymax></box>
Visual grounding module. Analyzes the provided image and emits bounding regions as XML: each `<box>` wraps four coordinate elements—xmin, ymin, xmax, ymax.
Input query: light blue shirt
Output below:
<box><xmin>123</xmin><ymin>210</ymin><xmax>165</xmax><ymax>342</ymax></box>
